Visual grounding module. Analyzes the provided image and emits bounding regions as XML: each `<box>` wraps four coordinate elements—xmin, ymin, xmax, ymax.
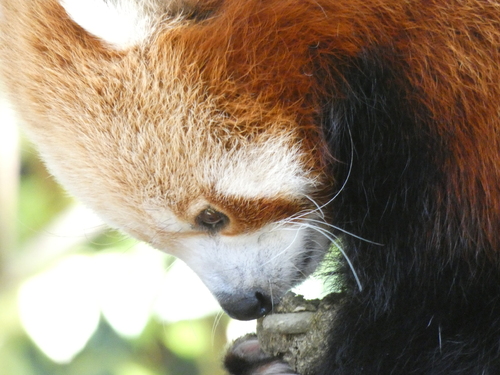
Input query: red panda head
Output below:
<box><xmin>0</xmin><ymin>0</ymin><xmax>335</xmax><ymax>319</ymax></box>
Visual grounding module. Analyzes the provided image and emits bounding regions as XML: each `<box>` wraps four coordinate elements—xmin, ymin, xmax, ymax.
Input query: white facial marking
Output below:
<box><xmin>209</xmin><ymin>139</ymin><xmax>317</xmax><ymax>199</ymax></box>
<box><xmin>171</xmin><ymin>219</ymin><xmax>329</xmax><ymax>302</ymax></box>
<box><xmin>142</xmin><ymin>201</ymin><xmax>192</xmax><ymax>233</ymax></box>
<box><xmin>59</xmin><ymin>0</ymin><xmax>155</xmax><ymax>49</ymax></box>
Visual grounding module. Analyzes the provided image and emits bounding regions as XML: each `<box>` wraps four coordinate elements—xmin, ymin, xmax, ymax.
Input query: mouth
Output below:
<box><xmin>173</xmin><ymin>219</ymin><xmax>331</xmax><ymax>321</ymax></box>
<box><xmin>215</xmin><ymin>251</ymin><xmax>325</xmax><ymax>321</ymax></box>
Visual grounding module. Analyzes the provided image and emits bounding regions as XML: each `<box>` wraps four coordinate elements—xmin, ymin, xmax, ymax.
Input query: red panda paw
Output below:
<box><xmin>224</xmin><ymin>334</ymin><xmax>299</xmax><ymax>375</ymax></box>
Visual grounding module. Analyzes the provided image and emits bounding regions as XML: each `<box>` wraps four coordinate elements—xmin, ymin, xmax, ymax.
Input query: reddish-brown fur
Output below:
<box><xmin>0</xmin><ymin>0</ymin><xmax>333</xmax><ymax>236</ymax></box>
<box><xmin>2</xmin><ymin>0</ymin><xmax>500</xmax><ymax>373</ymax></box>
<box><xmin>4</xmin><ymin>0</ymin><xmax>498</xmax><ymax>244</ymax></box>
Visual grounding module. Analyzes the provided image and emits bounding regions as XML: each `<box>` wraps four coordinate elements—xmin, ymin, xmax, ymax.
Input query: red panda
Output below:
<box><xmin>1</xmin><ymin>0</ymin><xmax>500</xmax><ymax>374</ymax></box>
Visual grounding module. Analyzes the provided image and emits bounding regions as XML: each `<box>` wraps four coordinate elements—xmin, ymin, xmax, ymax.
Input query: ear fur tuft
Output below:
<box><xmin>59</xmin><ymin>0</ymin><xmax>158</xmax><ymax>49</ymax></box>
<box><xmin>58</xmin><ymin>0</ymin><xmax>222</xmax><ymax>48</ymax></box>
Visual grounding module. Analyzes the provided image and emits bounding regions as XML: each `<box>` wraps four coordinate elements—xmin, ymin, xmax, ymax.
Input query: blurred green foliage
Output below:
<box><xmin>0</xmin><ymin>136</ymin><xmax>233</xmax><ymax>375</ymax></box>
<box><xmin>17</xmin><ymin>148</ymin><xmax>72</xmax><ymax>243</ymax></box>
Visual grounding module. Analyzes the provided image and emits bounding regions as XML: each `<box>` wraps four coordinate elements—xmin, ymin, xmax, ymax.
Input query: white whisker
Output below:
<box><xmin>261</xmin><ymin>226</ymin><xmax>302</xmax><ymax>266</ymax></box>
<box><xmin>298</xmin><ymin>222</ymin><xmax>363</xmax><ymax>292</ymax></box>
<box><xmin>303</xmin><ymin>194</ymin><xmax>326</xmax><ymax>220</ymax></box>
<box><xmin>268</xmin><ymin>279</ymin><xmax>275</xmax><ymax>311</ymax></box>
<box><xmin>307</xmin><ymin>218</ymin><xmax>384</xmax><ymax>246</ymax></box>
<box><xmin>211</xmin><ymin>311</ymin><xmax>224</xmax><ymax>347</ymax></box>
<box><xmin>329</xmin><ymin>122</ymin><xmax>355</xmax><ymax>203</ymax></box>
<box><xmin>438</xmin><ymin>324</ymin><xmax>442</xmax><ymax>353</ymax></box>
<box><xmin>292</xmin><ymin>122</ymin><xmax>355</xmax><ymax>221</ymax></box>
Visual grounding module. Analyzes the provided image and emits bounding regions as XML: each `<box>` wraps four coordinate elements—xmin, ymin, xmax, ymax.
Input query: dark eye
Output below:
<box><xmin>195</xmin><ymin>208</ymin><xmax>229</xmax><ymax>232</ymax></box>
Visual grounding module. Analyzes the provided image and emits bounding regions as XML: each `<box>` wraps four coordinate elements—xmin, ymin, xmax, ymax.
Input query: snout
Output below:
<box><xmin>217</xmin><ymin>291</ymin><xmax>274</xmax><ymax>320</ymax></box>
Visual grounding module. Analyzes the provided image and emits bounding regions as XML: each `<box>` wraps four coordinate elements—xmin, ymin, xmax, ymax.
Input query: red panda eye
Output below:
<box><xmin>196</xmin><ymin>208</ymin><xmax>229</xmax><ymax>232</ymax></box>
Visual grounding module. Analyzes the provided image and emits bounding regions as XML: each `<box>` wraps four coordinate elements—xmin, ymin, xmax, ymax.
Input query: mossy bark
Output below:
<box><xmin>256</xmin><ymin>292</ymin><xmax>343</xmax><ymax>375</ymax></box>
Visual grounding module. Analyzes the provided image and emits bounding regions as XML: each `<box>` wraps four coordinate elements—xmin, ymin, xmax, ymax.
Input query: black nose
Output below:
<box><xmin>218</xmin><ymin>291</ymin><xmax>273</xmax><ymax>321</ymax></box>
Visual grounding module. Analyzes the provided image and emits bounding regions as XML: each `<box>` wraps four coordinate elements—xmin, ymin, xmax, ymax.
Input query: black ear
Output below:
<box><xmin>168</xmin><ymin>0</ymin><xmax>223</xmax><ymax>21</ymax></box>
<box><xmin>59</xmin><ymin>0</ymin><xmax>224</xmax><ymax>50</ymax></box>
